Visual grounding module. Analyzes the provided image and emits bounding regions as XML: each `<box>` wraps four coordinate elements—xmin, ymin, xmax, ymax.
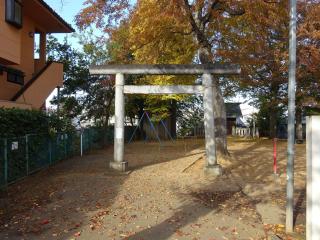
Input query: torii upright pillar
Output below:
<box><xmin>202</xmin><ymin>73</ymin><xmax>222</xmax><ymax>175</ymax></box>
<box><xmin>89</xmin><ymin>64</ymin><xmax>241</xmax><ymax>174</ymax></box>
<box><xmin>111</xmin><ymin>73</ymin><xmax>128</xmax><ymax>171</ymax></box>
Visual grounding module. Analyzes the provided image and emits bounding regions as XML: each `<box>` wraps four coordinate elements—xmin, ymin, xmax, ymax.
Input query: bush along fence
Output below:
<box><xmin>0</xmin><ymin>127</ymin><xmax>121</xmax><ymax>188</ymax></box>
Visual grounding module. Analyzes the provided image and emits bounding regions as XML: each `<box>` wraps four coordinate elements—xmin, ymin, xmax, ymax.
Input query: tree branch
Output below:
<box><xmin>202</xmin><ymin>0</ymin><xmax>245</xmax><ymax>26</ymax></box>
<box><xmin>181</xmin><ymin>0</ymin><xmax>211</xmax><ymax>49</ymax></box>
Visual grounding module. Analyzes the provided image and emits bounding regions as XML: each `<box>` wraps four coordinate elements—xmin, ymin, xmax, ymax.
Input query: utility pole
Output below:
<box><xmin>286</xmin><ymin>0</ymin><xmax>297</xmax><ymax>233</ymax></box>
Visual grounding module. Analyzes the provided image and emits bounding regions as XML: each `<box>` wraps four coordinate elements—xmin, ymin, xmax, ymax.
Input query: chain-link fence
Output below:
<box><xmin>0</xmin><ymin>127</ymin><xmax>116</xmax><ymax>188</ymax></box>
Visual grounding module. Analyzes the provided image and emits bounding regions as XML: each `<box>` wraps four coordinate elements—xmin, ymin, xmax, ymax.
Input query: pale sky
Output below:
<box><xmin>45</xmin><ymin>0</ymin><xmax>84</xmax><ymax>49</ymax></box>
<box><xmin>45</xmin><ymin>0</ymin><xmax>82</xmax><ymax>28</ymax></box>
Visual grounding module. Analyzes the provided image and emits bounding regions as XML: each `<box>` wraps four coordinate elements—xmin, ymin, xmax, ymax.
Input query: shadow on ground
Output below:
<box><xmin>0</xmin><ymin>138</ymin><xmax>307</xmax><ymax>240</ymax></box>
<box><xmin>0</xmin><ymin>146</ymin><xmax>126</xmax><ymax>239</ymax></box>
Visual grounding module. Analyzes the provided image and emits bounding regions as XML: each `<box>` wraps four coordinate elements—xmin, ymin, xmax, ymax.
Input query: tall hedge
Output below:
<box><xmin>0</xmin><ymin>108</ymin><xmax>51</xmax><ymax>137</ymax></box>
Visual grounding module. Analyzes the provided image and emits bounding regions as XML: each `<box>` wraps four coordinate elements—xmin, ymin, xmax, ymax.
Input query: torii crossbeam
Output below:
<box><xmin>89</xmin><ymin>64</ymin><xmax>241</xmax><ymax>175</ymax></box>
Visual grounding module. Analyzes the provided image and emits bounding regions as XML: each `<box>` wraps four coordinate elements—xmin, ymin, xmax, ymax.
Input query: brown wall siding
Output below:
<box><xmin>0</xmin><ymin>1</ymin><xmax>21</xmax><ymax>64</ymax></box>
<box><xmin>0</xmin><ymin>100</ymin><xmax>32</xmax><ymax>109</ymax></box>
<box><xmin>20</xmin><ymin>16</ymin><xmax>34</xmax><ymax>80</ymax></box>
<box><xmin>0</xmin><ymin>1</ymin><xmax>71</xmax><ymax>110</ymax></box>
<box><xmin>11</xmin><ymin>15</ymin><xmax>37</xmax><ymax>82</ymax></box>
<box><xmin>0</xmin><ymin>72</ymin><xmax>21</xmax><ymax>100</ymax></box>
<box><xmin>16</xmin><ymin>62</ymin><xmax>63</xmax><ymax>108</ymax></box>
<box><xmin>0</xmin><ymin>15</ymin><xmax>37</xmax><ymax>100</ymax></box>
<box><xmin>0</xmin><ymin>9</ymin><xmax>48</xmax><ymax>102</ymax></box>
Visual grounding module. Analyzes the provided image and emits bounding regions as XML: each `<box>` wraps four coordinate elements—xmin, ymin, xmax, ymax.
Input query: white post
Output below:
<box><xmin>202</xmin><ymin>73</ymin><xmax>222</xmax><ymax>175</ymax></box>
<box><xmin>306</xmin><ymin>116</ymin><xmax>320</xmax><ymax>240</ymax></box>
<box><xmin>110</xmin><ymin>73</ymin><xmax>128</xmax><ymax>171</ymax></box>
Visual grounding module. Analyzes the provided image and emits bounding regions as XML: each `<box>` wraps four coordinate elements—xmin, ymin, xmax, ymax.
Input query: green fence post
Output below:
<box><xmin>25</xmin><ymin>135</ymin><xmax>29</xmax><ymax>176</ymax></box>
<box><xmin>4</xmin><ymin>139</ymin><xmax>8</xmax><ymax>185</ymax></box>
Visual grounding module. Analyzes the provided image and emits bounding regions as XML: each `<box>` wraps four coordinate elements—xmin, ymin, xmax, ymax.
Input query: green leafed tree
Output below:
<box><xmin>47</xmin><ymin>35</ymin><xmax>115</xmax><ymax>128</ymax></box>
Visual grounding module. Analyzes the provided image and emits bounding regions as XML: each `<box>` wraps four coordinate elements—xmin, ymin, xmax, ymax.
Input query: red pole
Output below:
<box><xmin>273</xmin><ymin>138</ymin><xmax>277</xmax><ymax>175</ymax></box>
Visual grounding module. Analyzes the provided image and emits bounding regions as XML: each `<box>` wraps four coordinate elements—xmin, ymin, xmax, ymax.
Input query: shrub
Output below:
<box><xmin>0</xmin><ymin>108</ymin><xmax>52</xmax><ymax>137</ymax></box>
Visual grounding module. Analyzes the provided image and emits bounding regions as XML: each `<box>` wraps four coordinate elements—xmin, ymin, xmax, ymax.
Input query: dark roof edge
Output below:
<box><xmin>38</xmin><ymin>0</ymin><xmax>75</xmax><ymax>32</ymax></box>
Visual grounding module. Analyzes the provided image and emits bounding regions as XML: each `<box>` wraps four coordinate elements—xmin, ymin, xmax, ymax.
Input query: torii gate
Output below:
<box><xmin>89</xmin><ymin>64</ymin><xmax>240</xmax><ymax>175</ymax></box>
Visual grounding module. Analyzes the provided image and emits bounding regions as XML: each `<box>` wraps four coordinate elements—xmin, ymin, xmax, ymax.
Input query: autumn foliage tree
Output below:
<box><xmin>214</xmin><ymin>1</ymin><xmax>289</xmax><ymax>138</ymax></box>
<box><xmin>295</xmin><ymin>1</ymin><xmax>320</xmax><ymax>140</ymax></box>
<box><xmin>76</xmin><ymin>0</ymin><xmax>320</xmax><ymax>149</ymax></box>
<box><xmin>215</xmin><ymin>0</ymin><xmax>320</xmax><ymax>138</ymax></box>
<box><xmin>76</xmin><ymin>0</ymin><xmax>246</xmax><ymax>155</ymax></box>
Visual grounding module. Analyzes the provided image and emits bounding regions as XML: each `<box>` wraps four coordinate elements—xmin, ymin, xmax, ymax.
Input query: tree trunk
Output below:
<box><xmin>169</xmin><ymin>100</ymin><xmax>177</xmax><ymax>139</ymax></box>
<box><xmin>179</xmin><ymin>0</ymin><xmax>246</xmax><ymax>156</ymax></box>
<box><xmin>199</xmin><ymin>48</ymin><xmax>229</xmax><ymax>155</ymax></box>
<box><xmin>296</xmin><ymin>107</ymin><xmax>303</xmax><ymax>143</ymax></box>
<box><xmin>212</xmin><ymin>78</ymin><xmax>228</xmax><ymax>155</ymax></box>
<box><xmin>269</xmin><ymin>108</ymin><xmax>277</xmax><ymax>139</ymax></box>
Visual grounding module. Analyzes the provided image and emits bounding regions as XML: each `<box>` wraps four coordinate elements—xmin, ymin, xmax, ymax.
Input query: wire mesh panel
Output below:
<box><xmin>82</xmin><ymin>129</ymin><xmax>91</xmax><ymax>153</ymax></box>
<box><xmin>107</xmin><ymin>128</ymin><xmax>114</xmax><ymax>143</ymax></box>
<box><xmin>87</xmin><ymin>128</ymin><xmax>101</xmax><ymax>149</ymax></box>
<box><xmin>90</xmin><ymin>128</ymin><xmax>106</xmax><ymax>149</ymax></box>
<box><xmin>0</xmin><ymin>139</ymin><xmax>6</xmax><ymax>187</ymax></box>
<box><xmin>67</xmin><ymin>132</ymin><xmax>80</xmax><ymax>157</ymax></box>
<box><xmin>7</xmin><ymin>137</ymin><xmax>27</xmax><ymax>183</ymax></box>
<box><xmin>0</xmin><ymin>128</ymin><xmax>113</xmax><ymax>187</ymax></box>
<box><xmin>65</xmin><ymin>133</ymin><xmax>73</xmax><ymax>158</ymax></box>
<box><xmin>27</xmin><ymin>134</ymin><xmax>50</xmax><ymax>174</ymax></box>
<box><xmin>51</xmin><ymin>133</ymin><xmax>68</xmax><ymax>163</ymax></box>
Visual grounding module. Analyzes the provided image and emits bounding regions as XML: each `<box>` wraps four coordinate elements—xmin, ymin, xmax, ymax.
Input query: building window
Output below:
<box><xmin>7</xmin><ymin>70</ymin><xmax>24</xmax><ymax>85</ymax></box>
<box><xmin>5</xmin><ymin>0</ymin><xmax>22</xmax><ymax>28</ymax></box>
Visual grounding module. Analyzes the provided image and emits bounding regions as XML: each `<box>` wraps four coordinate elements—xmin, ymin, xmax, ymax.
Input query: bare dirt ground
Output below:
<box><xmin>0</xmin><ymin>137</ymin><xmax>306</xmax><ymax>240</ymax></box>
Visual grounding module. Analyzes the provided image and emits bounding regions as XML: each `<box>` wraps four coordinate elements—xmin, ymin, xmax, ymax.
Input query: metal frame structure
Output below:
<box><xmin>128</xmin><ymin>111</ymin><xmax>174</xmax><ymax>144</ymax></box>
<box><xmin>89</xmin><ymin>64</ymin><xmax>240</xmax><ymax>174</ymax></box>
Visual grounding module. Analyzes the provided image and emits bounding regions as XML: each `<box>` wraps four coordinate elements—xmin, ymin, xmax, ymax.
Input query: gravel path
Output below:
<box><xmin>0</xmin><ymin>138</ymin><xmax>306</xmax><ymax>240</ymax></box>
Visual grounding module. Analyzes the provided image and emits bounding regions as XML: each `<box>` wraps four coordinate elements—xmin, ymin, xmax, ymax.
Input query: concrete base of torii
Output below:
<box><xmin>109</xmin><ymin>161</ymin><xmax>128</xmax><ymax>172</ymax></box>
<box><xmin>204</xmin><ymin>164</ymin><xmax>223</xmax><ymax>176</ymax></box>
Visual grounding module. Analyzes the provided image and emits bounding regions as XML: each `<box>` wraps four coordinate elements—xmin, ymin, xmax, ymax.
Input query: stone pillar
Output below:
<box><xmin>202</xmin><ymin>73</ymin><xmax>222</xmax><ymax>176</ymax></box>
<box><xmin>306</xmin><ymin>116</ymin><xmax>320</xmax><ymax>240</ymax></box>
<box><xmin>110</xmin><ymin>73</ymin><xmax>128</xmax><ymax>171</ymax></box>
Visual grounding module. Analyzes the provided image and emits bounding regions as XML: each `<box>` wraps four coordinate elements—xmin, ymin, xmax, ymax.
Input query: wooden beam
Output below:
<box><xmin>90</xmin><ymin>64</ymin><xmax>241</xmax><ymax>75</ymax></box>
<box><xmin>123</xmin><ymin>85</ymin><xmax>204</xmax><ymax>94</ymax></box>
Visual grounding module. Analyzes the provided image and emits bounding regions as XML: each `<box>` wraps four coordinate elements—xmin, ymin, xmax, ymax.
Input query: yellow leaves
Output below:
<box><xmin>108</xmin><ymin>22</ymin><xmax>130</xmax><ymax>63</ymax></box>
<box><xmin>107</xmin><ymin>0</ymin><xmax>199</xmax><ymax>118</ymax></box>
<box><xmin>128</xmin><ymin>0</ymin><xmax>195</xmax><ymax>65</ymax></box>
<box><xmin>122</xmin><ymin>0</ymin><xmax>197</xmax><ymax>106</ymax></box>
